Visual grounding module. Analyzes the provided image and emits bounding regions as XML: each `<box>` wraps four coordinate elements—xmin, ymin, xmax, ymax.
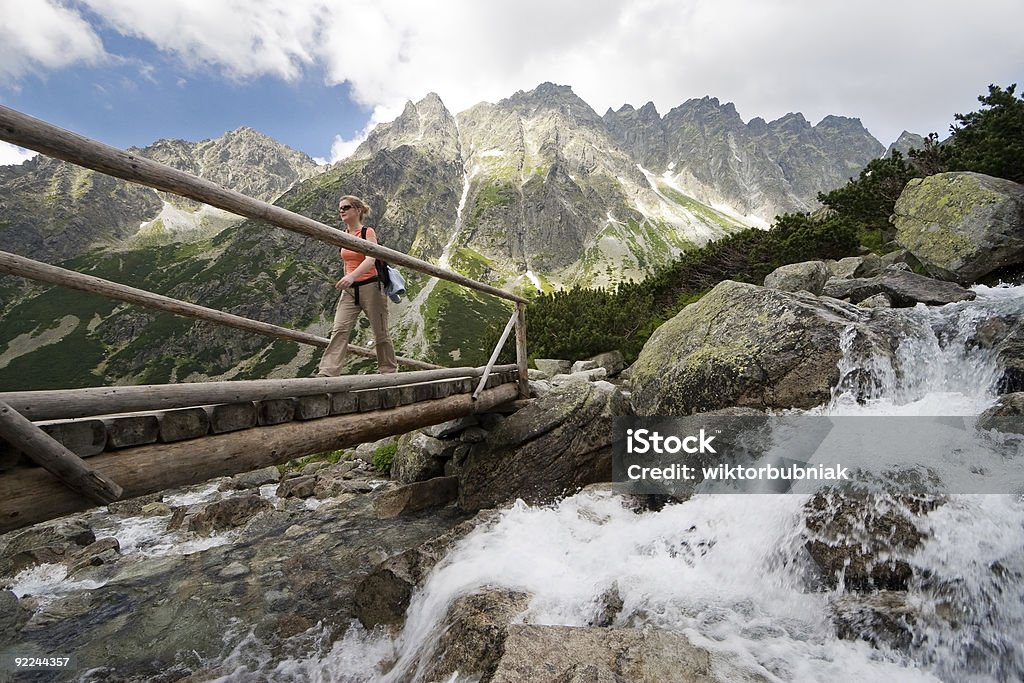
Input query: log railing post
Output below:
<box><xmin>0</xmin><ymin>401</ymin><xmax>123</xmax><ymax>505</ymax></box>
<box><xmin>473</xmin><ymin>309</ymin><xmax>518</xmax><ymax>400</ymax></box>
<box><xmin>515</xmin><ymin>302</ymin><xmax>529</xmax><ymax>399</ymax></box>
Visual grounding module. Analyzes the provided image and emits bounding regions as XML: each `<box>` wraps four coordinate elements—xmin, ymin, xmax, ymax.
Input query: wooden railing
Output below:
<box><xmin>0</xmin><ymin>105</ymin><xmax>532</xmax><ymax>523</ymax></box>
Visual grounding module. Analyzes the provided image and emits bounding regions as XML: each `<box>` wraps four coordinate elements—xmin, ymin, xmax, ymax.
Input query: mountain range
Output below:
<box><xmin>0</xmin><ymin>83</ymin><xmax>894</xmax><ymax>389</ymax></box>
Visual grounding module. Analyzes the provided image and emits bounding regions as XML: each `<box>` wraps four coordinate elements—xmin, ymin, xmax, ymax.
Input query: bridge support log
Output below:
<box><xmin>0</xmin><ymin>401</ymin><xmax>123</xmax><ymax>507</ymax></box>
<box><xmin>0</xmin><ymin>383</ymin><xmax>518</xmax><ymax>533</ymax></box>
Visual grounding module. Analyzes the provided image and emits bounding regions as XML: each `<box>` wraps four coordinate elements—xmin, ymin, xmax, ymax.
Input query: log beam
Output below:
<box><xmin>0</xmin><ymin>401</ymin><xmax>123</xmax><ymax>506</ymax></box>
<box><xmin>0</xmin><ymin>365</ymin><xmax>517</xmax><ymax>421</ymax></box>
<box><xmin>0</xmin><ymin>383</ymin><xmax>518</xmax><ymax>532</ymax></box>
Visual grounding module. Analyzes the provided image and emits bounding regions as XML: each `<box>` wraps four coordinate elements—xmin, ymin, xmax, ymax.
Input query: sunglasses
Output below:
<box><xmin>339</xmin><ymin>204</ymin><xmax>355</xmax><ymax>212</ymax></box>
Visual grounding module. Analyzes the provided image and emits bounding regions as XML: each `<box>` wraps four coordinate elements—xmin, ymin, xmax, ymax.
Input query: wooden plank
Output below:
<box><xmin>355</xmin><ymin>389</ymin><xmax>382</xmax><ymax>412</ymax></box>
<box><xmin>0</xmin><ymin>400</ymin><xmax>122</xmax><ymax>505</ymax></box>
<box><xmin>34</xmin><ymin>420</ymin><xmax>107</xmax><ymax>458</ymax></box>
<box><xmin>155</xmin><ymin>407</ymin><xmax>210</xmax><ymax>442</ymax></box>
<box><xmin>294</xmin><ymin>394</ymin><xmax>330</xmax><ymax>420</ymax></box>
<box><xmin>379</xmin><ymin>387</ymin><xmax>402</xmax><ymax>410</ymax></box>
<box><xmin>257</xmin><ymin>398</ymin><xmax>295</xmax><ymax>426</ymax></box>
<box><xmin>0</xmin><ymin>365</ymin><xmax>512</xmax><ymax>421</ymax></box>
<box><xmin>203</xmin><ymin>402</ymin><xmax>257</xmax><ymax>434</ymax></box>
<box><xmin>330</xmin><ymin>392</ymin><xmax>360</xmax><ymax>415</ymax></box>
<box><xmin>101</xmin><ymin>414</ymin><xmax>159</xmax><ymax>449</ymax></box>
<box><xmin>0</xmin><ymin>383</ymin><xmax>520</xmax><ymax>532</ymax></box>
<box><xmin>0</xmin><ymin>105</ymin><xmax>528</xmax><ymax>304</ymax></box>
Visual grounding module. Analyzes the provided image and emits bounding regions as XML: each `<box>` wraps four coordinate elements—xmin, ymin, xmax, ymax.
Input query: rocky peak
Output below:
<box><xmin>501</xmin><ymin>82</ymin><xmax>603</xmax><ymax>127</ymax></box>
<box><xmin>664</xmin><ymin>97</ymin><xmax>744</xmax><ymax>127</ymax></box>
<box><xmin>769</xmin><ymin>112</ymin><xmax>811</xmax><ymax>134</ymax></box>
<box><xmin>886</xmin><ymin>130</ymin><xmax>927</xmax><ymax>158</ymax></box>
<box><xmin>353</xmin><ymin>93</ymin><xmax>460</xmax><ymax>163</ymax></box>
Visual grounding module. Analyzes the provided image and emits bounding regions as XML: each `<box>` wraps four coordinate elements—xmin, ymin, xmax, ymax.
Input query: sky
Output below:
<box><xmin>1</xmin><ymin>0</ymin><xmax>1022</xmax><ymax>167</ymax></box>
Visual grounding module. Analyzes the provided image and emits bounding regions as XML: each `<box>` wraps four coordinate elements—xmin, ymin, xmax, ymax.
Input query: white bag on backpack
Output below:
<box><xmin>384</xmin><ymin>265</ymin><xmax>406</xmax><ymax>303</ymax></box>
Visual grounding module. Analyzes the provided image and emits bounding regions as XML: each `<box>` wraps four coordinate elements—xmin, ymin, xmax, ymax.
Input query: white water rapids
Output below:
<box><xmin>213</xmin><ymin>284</ymin><xmax>1021</xmax><ymax>683</ymax></box>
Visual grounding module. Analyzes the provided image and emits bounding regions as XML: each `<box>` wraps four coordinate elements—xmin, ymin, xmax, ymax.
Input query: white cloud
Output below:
<box><xmin>82</xmin><ymin>0</ymin><xmax>323</xmax><ymax>80</ymax></box>
<box><xmin>0</xmin><ymin>0</ymin><xmax>106</xmax><ymax>81</ymax></box>
<box><xmin>8</xmin><ymin>1</ymin><xmax>1024</xmax><ymax>147</ymax></box>
<box><xmin>0</xmin><ymin>142</ymin><xmax>38</xmax><ymax>166</ymax></box>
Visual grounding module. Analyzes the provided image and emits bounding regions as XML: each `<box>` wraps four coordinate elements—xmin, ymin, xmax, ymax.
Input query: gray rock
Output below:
<box><xmin>66</xmin><ymin>537</ymin><xmax>121</xmax><ymax>577</ymax></box>
<box><xmin>527</xmin><ymin>368</ymin><xmax>550</xmax><ymax>380</ymax></box>
<box><xmin>894</xmin><ymin>171</ymin><xmax>1024</xmax><ymax>283</ymax></box>
<box><xmin>978</xmin><ymin>393</ymin><xmax>1024</xmax><ymax>435</ymax></box>
<box><xmin>391</xmin><ymin>432</ymin><xmax>448</xmax><ymax>484</ymax></box>
<box><xmin>551</xmin><ymin>367</ymin><xmax>608</xmax><ymax>386</ymax></box>
<box><xmin>857</xmin><ymin>293</ymin><xmax>893</xmax><ymax>309</ymax></box>
<box><xmin>534</xmin><ymin>359</ymin><xmax>572</xmax><ymax>376</ymax></box>
<box><xmin>277</xmin><ymin>474</ymin><xmax>318</xmax><ymax>499</ymax></box>
<box><xmin>354</xmin><ymin>511</ymin><xmax>498</xmax><ymax>629</ymax></box>
<box><xmin>529</xmin><ymin>379</ymin><xmax>553</xmax><ymax>399</ymax></box>
<box><xmin>0</xmin><ymin>589</ymin><xmax>30</xmax><ymax>641</ymax></box>
<box><xmin>587</xmin><ymin>350</ymin><xmax>626</xmax><ymax>377</ymax></box>
<box><xmin>829</xmin><ymin>255</ymin><xmax>882</xmax><ymax>280</ymax></box>
<box><xmin>0</xmin><ymin>518</ymin><xmax>95</xmax><ymax>577</ymax></box>
<box><xmin>822</xmin><ymin>269</ymin><xmax>976</xmax><ymax>307</ymax></box>
<box><xmin>630</xmin><ymin>280</ymin><xmax>898</xmax><ymax>414</ymax></box>
<box><xmin>459</xmin><ymin>426</ymin><xmax>489</xmax><ymax>443</ymax></box>
<box><xmin>419</xmin><ymin>589</ymin><xmax>532</xmax><ymax>683</ymax></box>
<box><xmin>831</xmin><ymin>591</ymin><xmax>918</xmax><ymax>653</ymax></box>
<box><xmin>879</xmin><ymin>248</ymin><xmax>921</xmax><ymax>271</ymax></box>
<box><xmin>969</xmin><ymin>315</ymin><xmax>1024</xmax><ymax>393</ymax></box>
<box><xmin>353</xmin><ymin>437</ymin><xmax>397</xmax><ymax>462</ymax></box>
<box><xmin>764</xmin><ymin>260</ymin><xmax>831</xmax><ymax>294</ymax></box>
<box><xmin>421</xmin><ymin>416</ymin><xmax>478</xmax><ymax>439</ymax></box>
<box><xmin>490</xmin><ymin>624</ymin><xmax>738</xmax><ymax>683</ymax></box>
<box><xmin>218</xmin><ymin>561</ymin><xmax>250</xmax><ymax>579</ymax></box>
<box><xmin>300</xmin><ymin>460</ymin><xmax>331</xmax><ymax>476</ymax></box>
<box><xmin>375</xmin><ymin>476</ymin><xmax>459</xmax><ymax>519</ymax></box>
<box><xmin>571</xmin><ymin>359</ymin><xmax>599</xmax><ymax>373</ymax></box>
<box><xmin>459</xmin><ymin>381</ymin><xmax>631</xmax><ymax>511</ymax></box>
<box><xmin>173</xmin><ymin>494</ymin><xmax>274</xmax><ymax>537</ymax></box>
<box><xmin>804</xmin><ymin>487</ymin><xmax>940</xmax><ymax>591</ymax></box>
<box><xmin>228</xmin><ymin>465</ymin><xmax>281</xmax><ymax>490</ymax></box>
<box><xmin>107</xmin><ymin>493</ymin><xmax>165</xmax><ymax>516</ymax></box>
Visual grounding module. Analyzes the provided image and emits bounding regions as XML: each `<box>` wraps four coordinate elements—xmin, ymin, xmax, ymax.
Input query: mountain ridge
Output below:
<box><xmin>0</xmin><ymin>82</ymin><xmax>908</xmax><ymax>388</ymax></box>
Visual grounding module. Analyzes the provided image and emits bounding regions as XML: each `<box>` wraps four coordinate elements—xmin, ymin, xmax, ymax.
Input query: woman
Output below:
<box><xmin>316</xmin><ymin>195</ymin><xmax>399</xmax><ymax>376</ymax></box>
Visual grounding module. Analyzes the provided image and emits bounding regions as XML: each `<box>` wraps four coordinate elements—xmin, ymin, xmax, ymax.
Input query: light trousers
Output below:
<box><xmin>318</xmin><ymin>282</ymin><xmax>398</xmax><ymax>375</ymax></box>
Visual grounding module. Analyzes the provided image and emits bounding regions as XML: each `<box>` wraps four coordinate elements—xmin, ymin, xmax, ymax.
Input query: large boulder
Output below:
<box><xmin>893</xmin><ymin>172</ymin><xmax>1024</xmax><ymax>283</ymax></box>
<box><xmin>491</xmin><ymin>625</ymin><xmax>749</xmax><ymax>683</ymax></box>
<box><xmin>458</xmin><ymin>381</ymin><xmax>631</xmax><ymax>511</ymax></box>
<box><xmin>417</xmin><ymin>588</ymin><xmax>532</xmax><ymax>683</ymax></box>
<box><xmin>804</xmin><ymin>487</ymin><xmax>940</xmax><ymax>591</ymax></box>
<box><xmin>354</xmin><ymin>511</ymin><xmax>499</xmax><ymax>630</ymax></box>
<box><xmin>630</xmin><ymin>280</ymin><xmax>897</xmax><ymax>415</ymax></box>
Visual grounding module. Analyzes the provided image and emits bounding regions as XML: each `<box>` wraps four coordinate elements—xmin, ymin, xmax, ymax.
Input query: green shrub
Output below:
<box><xmin>372</xmin><ymin>442</ymin><xmax>398</xmax><ymax>474</ymax></box>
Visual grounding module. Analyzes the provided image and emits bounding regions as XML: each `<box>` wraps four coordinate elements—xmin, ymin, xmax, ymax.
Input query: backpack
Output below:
<box><xmin>361</xmin><ymin>227</ymin><xmax>406</xmax><ymax>303</ymax></box>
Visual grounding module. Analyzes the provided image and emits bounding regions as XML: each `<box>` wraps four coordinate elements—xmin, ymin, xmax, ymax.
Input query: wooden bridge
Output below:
<box><xmin>0</xmin><ymin>106</ymin><xmax>531</xmax><ymax>533</ymax></box>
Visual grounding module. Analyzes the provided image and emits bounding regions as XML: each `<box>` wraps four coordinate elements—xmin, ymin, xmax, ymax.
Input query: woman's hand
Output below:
<box><xmin>336</xmin><ymin>274</ymin><xmax>355</xmax><ymax>290</ymax></box>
